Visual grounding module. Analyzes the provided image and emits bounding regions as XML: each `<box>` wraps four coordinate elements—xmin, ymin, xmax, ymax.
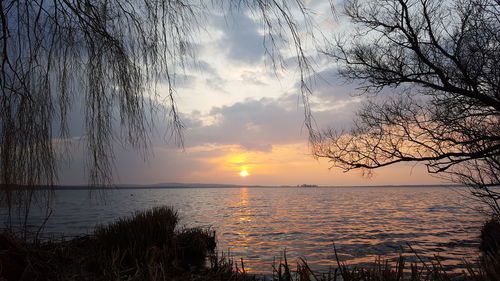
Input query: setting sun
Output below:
<box><xmin>239</xmin><ymin>168</ymin><xmax>249</xmax><ymax>177</ymax></box>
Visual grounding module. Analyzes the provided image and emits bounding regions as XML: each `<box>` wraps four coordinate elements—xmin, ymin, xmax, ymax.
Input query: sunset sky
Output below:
<box><xmin>59</xmin><ymin>1</ymin><xmax>445</xmax><ymax>186</ymax></box>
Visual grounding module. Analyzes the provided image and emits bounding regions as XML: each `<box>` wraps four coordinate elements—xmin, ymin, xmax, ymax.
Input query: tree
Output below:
<box><xmin>0</xmin><ymin>0</ymin><xmax>314</xmax><ymax>230</ymax></box>
<box><xmin>313</xmin><ymin>0</ymin><xmax>500</xmax><ymax>215</ymax></box>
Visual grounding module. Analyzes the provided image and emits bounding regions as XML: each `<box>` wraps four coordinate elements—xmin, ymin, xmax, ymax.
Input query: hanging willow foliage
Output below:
<box><xmin>0</xmin><ymin>0</ymin><xmax>316</xmax><ymax>229</ymax></box>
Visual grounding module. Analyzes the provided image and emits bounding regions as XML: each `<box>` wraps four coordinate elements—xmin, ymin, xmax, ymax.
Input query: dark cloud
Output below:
<box><xmin>180</xmin><ymin>111</ymin><xmax>203</xmax><ymax>129</ymax></box>
<box><xmin>185</xmin><ymin>59</ymin><xmax>229</xmax><ymax>92</ymax></box>
<box><xmin>214</xmin><ymin>11</ymin><xmax>265</xmax><ymax>64</ymax></box>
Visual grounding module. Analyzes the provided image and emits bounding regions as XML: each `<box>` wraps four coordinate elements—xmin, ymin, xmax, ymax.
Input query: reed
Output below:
<box><xmin>268</xmin><ymin>244</ymin><xmax>500</xmax><ymax>281</ymax></box>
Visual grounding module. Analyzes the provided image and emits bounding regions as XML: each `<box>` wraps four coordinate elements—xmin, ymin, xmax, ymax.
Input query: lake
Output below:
<box><xmin>4</xmin><ymin>186</ymin><xmax>487</xmax><ymax>274</ymax></box>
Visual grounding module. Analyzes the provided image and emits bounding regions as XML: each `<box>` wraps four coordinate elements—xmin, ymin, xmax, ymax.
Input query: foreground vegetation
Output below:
<box><xmin>0</xmin><ymin>206</ymin><xmax>499</xmax><ymax>281</ymax></box>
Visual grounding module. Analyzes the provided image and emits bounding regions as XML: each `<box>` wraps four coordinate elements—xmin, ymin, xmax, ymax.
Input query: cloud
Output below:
<box><xmin>56</xmin><ymin>91</ymin><xmax>439</xmax><ymax>186</ymax></box>
<box><xmin>240</xmin><ymin>70</ymin><xmax>268</xmax><ymax>86</ymax></box>
<box><xmin>205</xmin><ymin>76</ymin><xmax>228</xmax><ymax>92</ymax></box>
<box><xmin>193</xmin><ymin>60</ymin><xmax>218</xmax><ymax>75</ymax></box>
<box><xmin>240</xmin><ymin>142</ymin><xmax>273</xmax><ymax>152</ymax></box>
<box><xmin>214</xmin><ymin>11</ymin><xmax>265</xmax><ymax>64</ymax></box>
<box><xmin>181</xmin><ymin>90</ymin><xmax>361</xmax><ymax>152</ymax></box>
<box><xmin>308</xmin><ymin>67</ymin><xmax>361</xmax><ymax>101</ymax></box>
<box><xmin>185</xmin><ymin>59</ymin><xmax>229</xmax><ymax>92</ymax></box>
<box><xmin>183</xmin><ymin>97</ymin><xmax>301</xmax><ymax>150</ymax></box>
<box><xmin>174</xmin><ymin>74</ymin><xmax>197</xmax><ymax>89</ymax></box>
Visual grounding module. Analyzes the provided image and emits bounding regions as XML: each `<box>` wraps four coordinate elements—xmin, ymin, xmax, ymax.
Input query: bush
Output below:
<box><xmin>92</xmin><ymin>205</ymin><xmax>218</xmax><ymax>277</ymax></box>
<box><xmin>94</xmin><ymin>206</ymin><xmax>180</xmax><ymax>267</ymax></box>
<box><xmin>479</xmin><ymin>218</ymin><xmax>500</xmax><ymax>280</ymax></box>
<box><xmin>176</xmin><ymin>228</ymin><xmax>216</xmax><ymax>269</ymax></box>
<box><xmin>480</xmin><ymin>218</ymin><xmax>500</xmax><ymax>258</ymax></box>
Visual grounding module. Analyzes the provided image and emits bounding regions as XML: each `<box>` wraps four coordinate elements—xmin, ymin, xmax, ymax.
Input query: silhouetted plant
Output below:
<box><xmin>94</xmin><ymin>206</ymin><xmax>179</xmax><ymax>267</ymax></box>
<box><xmin>175</xmin><ymin>227</ymin><xmax>216</xmax><ymax>269</ymax></box>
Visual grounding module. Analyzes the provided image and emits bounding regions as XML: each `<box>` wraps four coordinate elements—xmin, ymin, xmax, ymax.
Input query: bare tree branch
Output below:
<box><xmin>314</xmin><ymin>0</ymin><xmax>500</xmax><ymax>215</ymax></box>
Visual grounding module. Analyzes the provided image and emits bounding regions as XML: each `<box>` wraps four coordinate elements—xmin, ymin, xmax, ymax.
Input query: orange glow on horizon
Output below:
<box><xmin>183</xmin><ymin>143</ymin><xmax>442</xmax><ymax>186</ymax></box>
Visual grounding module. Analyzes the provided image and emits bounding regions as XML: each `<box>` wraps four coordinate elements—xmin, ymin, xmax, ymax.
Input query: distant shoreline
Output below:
<box><xmin>48</xmin><ymin>183</ymin><xmax>464</xmax><ymax>190</ymax></box>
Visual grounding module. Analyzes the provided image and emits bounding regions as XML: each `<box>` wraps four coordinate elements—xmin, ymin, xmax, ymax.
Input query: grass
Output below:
<box><xmin>0</xmin><ymin>207</ymin><xmax>499</xmax><ymax>281</ymax></box>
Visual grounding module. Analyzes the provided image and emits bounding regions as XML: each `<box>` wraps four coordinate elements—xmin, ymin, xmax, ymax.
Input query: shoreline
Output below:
<box><xmin>45</xmin><ymin>184</ymin><xmax>465</xmax><ymax>190</ymax></box>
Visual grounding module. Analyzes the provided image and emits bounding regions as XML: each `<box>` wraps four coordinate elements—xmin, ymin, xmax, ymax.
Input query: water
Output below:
<box><xmin>3</xmin><ymin>186</ymin><xmax>486</xmax><ymax>274</ymax></box>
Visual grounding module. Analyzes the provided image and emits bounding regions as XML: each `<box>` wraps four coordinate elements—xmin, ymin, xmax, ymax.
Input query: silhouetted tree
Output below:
<box><xmin>314</xmin><ymin>0</ymin><xmax>500</xmax><ymax>215</ymax></box>
<box><xmin>0</xmin><ymin>0</ymin><xmax>314</xmax><ymax>231</ymax></box>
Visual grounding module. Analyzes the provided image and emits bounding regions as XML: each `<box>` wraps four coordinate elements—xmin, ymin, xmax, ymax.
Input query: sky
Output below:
<box><xmin>59</xmin><ymin>1</ymin><xmax>445</xmax><ymax>186</ymax></box>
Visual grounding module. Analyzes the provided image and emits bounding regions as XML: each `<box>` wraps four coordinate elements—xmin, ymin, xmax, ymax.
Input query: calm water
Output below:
<box><xmin>4</xmin><ymin>186</ymin><xmax>486</xmax><ymax>274</ymax></box>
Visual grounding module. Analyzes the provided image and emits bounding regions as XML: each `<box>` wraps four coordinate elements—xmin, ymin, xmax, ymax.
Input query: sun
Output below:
<box><xmin>239</xmin><ymin>168</ymin><xmax>249</xmax><ymax>177</ymax></box>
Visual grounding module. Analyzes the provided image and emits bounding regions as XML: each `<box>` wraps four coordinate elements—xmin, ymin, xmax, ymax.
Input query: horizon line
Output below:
<box><xmin>49</xmin><ymin>182</ymin><xmax>463</xmax><ymax>189</ymax></box>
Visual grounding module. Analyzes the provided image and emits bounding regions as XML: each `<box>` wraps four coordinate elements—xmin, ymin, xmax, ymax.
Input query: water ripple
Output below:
<box><xmin>1</xmin><ymin>186</ymin><xmax>486</xmax><ymax>274</ymax></box>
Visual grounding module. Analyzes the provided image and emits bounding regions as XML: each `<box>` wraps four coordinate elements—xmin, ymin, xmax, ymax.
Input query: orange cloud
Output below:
<box><xmin>183</xmin><ymin>142</ymin><xmax>444</xmax><ymax>186</ymax></box>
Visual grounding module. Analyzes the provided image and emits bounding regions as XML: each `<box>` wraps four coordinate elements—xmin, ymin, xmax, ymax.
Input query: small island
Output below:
<box><xmin>298</xmin><ymin>184</ymin><xmax>318</xmax><ymax>187</ymax></box>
